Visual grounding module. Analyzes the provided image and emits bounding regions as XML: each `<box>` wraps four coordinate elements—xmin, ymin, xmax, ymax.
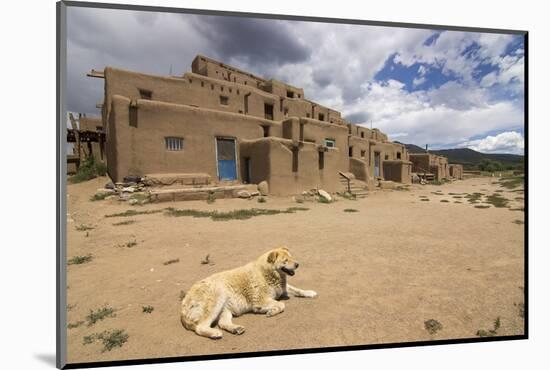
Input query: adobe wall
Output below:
<box><xmin>383</xmin><ymin>160</ymin><xmax>412</xmax><ymax>184</ymax></box>
<box><xmin>107</xmin><ymin>95</ymin><xmax>275</xmax><ymax>182</ymax></box>
<box><xmin>449</xmin><ymin>164</ymin><xmax>463</xmax><ymax>179</ymax></box>
<box><xmin>409</xmin><ymin>153</ymin><xmax>430</xmax><ymax>173</ymax></box>
<box><xmin>240</xmin><ymin>138</ymin><xmax>341</xmax><ymax>195</ymax></box>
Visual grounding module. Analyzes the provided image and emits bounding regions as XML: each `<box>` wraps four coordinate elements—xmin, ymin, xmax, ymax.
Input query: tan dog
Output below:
<box><xmin>180</xmin><ymin>247</ymin><xmax>317</xmax><ymax>339</ymax></box>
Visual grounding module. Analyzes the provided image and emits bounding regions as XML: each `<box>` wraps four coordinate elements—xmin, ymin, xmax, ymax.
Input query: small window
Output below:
<box><xmin>385</xmin><ymin>154</ymin><xmax>389</xmax><ymax>160</ymax></box>
<box><xmin>229</xmin><ymin>88</ymin><xmax>232</xmax><ymax>93</ymax></box>
<box><xmin>211</xmin><ymin>84</ymin><xmax>214</xmax><ymax>90</ymax></box>
<box><xmin>325</xmin><ymin>139</ymin><xmax>336</xmax><ymax>148</ymax></box>
<box><xmin>165</xmin><ymin>137</ymin><xmax>183</xmax><ymax>151</ymax></box>
<box><xmin>201</xmin><ymin>81</ymin><xmax>204</xmax><ymax>87</ymax></box>
<box><xmin>264</xmin><ymin>103</ymin><xmax>274</xmax><ymax>120</ymax></box>
<box><xmin>360</xmin><ymin>150</ymin><xmax>366</xmax><ymax>157</ymax></box>
<box><xmin>306</xmin><ymin>113</ymin><xmax>310</xmax><ymax>118</ymax></box>
<box><xmin>349</xmin><ymin>146</ymin><xmax>353</xmax><ymax>157</ymax></box>
<box><xmin>397</xmin><ymin>152</ymin><xmax>402</xmax><ymax>159</ymax></box>
<box><xmin>139</xmin><ymin>89</ymin><xmax>152</xmax><ymax>100</ymax></box>
<box><xmin>287</xmin><ymin>90</ymin><xmax>294</xmax><ymax>98</ymax></box>
<box><xmin>318</xmin><ymin>113</ymin><xmax>325</xmax><ymax>121</ymax></box>
<box><xmin>262</xmin><ymin>125</ymin><xmax>270</xmax><ymax>137</ymax></box>
<box><xmin>284</xmin><ymin>108</ymin><xmax>289</xmax><ymax>117</ymax></box>
<box><xmin>298</xmin><ymin>94</ymin><xmax>301</xmax><ymax>98</ymax></box>
<box><xmin>361</xmin><ymin>132</ymin><xmax>364</xmax><ymax>138</ymax></box>
<box><xmin>220</xmin><ymin>96</ymin><xmax>229</xmax><ymax>105</ymax></box>
<box><xmin>221</xmin><ymin>86</ymin><xmax>224</xmax><ymax>92</ymax></box>
<box><xmin>237</xmin><ymin>89</ymin><xmax>240</xmax><ymax>95</ymax></box>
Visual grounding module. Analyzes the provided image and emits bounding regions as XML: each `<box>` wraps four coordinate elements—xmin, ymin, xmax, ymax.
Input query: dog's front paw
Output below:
<box><xmin>266</xmin><ymin>306</ymin><xmax>284</xmax><ymax>317</ymax></box>
<box><xmin>231</xmin><ymin>325</ymin><xmax>246</xmax><ymax>335</ymax></box>
<box><xmin>209</xmin><ymin>329</ymin><xmax>223</xmax><ymax>340</ymax></box>
<box><xmin>303</xmin><ymin>290</ymin><xmax>317</xmax><ymax>298</ymax></box>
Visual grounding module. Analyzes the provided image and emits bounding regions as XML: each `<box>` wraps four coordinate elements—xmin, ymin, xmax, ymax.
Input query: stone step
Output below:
<box><xmin>149</xmin><ymin>184</ymin><xmax>257</xmax><ymax>202</ymax></box>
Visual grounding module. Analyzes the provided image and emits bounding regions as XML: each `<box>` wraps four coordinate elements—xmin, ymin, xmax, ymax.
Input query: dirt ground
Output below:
<box><xmin>65</xmin><ymin>176</ymin><xmax>525</xmax><ymax>364</ymax></box>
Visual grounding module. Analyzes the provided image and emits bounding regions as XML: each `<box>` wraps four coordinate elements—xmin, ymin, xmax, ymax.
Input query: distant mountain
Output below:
<box><xmin>395</xmin><ymin>142</ymin><xmax>525</xmax><ymax>169</ymax></box>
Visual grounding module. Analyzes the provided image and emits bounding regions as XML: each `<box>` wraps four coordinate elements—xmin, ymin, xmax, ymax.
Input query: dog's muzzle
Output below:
<box><xmin>281</xmin><ymin>266</ymin><xmax>296</xmax><ymax>276</ymax></box>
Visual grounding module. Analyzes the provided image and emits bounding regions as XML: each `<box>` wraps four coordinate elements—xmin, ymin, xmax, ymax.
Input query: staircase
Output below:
<box><xmin>339</xmin><ymin>172</ymin><xmax>369</xmax><ymax>198</ymax></box>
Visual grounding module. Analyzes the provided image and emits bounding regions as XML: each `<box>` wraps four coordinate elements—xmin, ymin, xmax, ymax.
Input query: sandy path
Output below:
<box><xmin>65</xmin><ymin>176</ymin><xmax>525</xmax><ymax>364</ymax></box>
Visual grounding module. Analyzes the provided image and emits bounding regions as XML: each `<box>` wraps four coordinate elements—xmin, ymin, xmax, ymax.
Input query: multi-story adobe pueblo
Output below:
<box><xmin>85</xmin><ymin>55</ymin><xmax>461</xmax><ymax>197</ymax></box>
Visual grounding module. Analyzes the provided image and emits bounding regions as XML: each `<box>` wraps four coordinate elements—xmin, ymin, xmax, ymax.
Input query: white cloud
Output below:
<box><xmin>459</xmin><ymin>131</ymin><xmax>524</xmax><ymax>154</ymax></box>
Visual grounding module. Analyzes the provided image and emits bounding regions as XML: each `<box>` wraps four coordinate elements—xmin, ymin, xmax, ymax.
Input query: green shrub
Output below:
<box><xmin>69</xmin><ymin>156</ymin><xmax>107</xmax><ymax>184</ymax></box>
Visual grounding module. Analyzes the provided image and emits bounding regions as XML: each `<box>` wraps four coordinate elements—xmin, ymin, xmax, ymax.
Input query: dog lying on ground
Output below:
<box><xmin>180</xmin><ymin>247</ymin><xmax>317</xmax><ymax>339</ymax></box>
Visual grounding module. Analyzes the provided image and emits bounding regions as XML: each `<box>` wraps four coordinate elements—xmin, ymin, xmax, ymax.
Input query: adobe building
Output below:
<box><xmin>90</xmin><ymin>55</ymin><xmax>413</xmax><ymax>196</ymax></box>
<box><xmin>409</xmin><ymin>153</ymin><xmax>452</xmax><ymax>181</ymax></box>
<box><xmin>67</xmin><ymin>113</ymin><xmax>106</xmax><ymax>173</ymax></box>
<box><xmin>449</xmin><ymin>164</ymin><xmax>464</xmax><ymax>179</ymax></box>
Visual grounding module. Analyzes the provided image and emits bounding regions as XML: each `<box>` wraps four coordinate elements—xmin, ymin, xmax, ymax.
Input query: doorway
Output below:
<box><xmin>216</xmin><ymin>138</ymin><xmax>237</xmax><ymax>181</ymax></box>
<box><xmin>374</xmin><ymin>152</ymin><xmax>381</xmax><ymax>177</ymax></box>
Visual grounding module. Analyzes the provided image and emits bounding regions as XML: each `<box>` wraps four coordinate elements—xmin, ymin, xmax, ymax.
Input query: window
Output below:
<box><xmin>349</xmin><ymin>146</ymin><xmax>353</xmax><ymax>157</ymax></box>
<box><xmin>287</xmin><ymin>90</ymin><xmax>294</xmax><ymax>98</ymax></box>
<box><xmin>284</xmin><ymin>108</ymin><xmax>289</xmax><ymax>117</ymax></box>
<box><xmin>397</xmin><ymin>152</ymin><xmax>401</xmax><ymax>159</ymax></box>
<box><xmin>264</xmin><ymin>103</ymin><xmax>274</xmax><ymax>120</ymax></box>
<box><xmin>139</xmin><ymin>89</ymin><xmax>152</xmax><ymax>100</ymax></box>
<box><xmin>360</xmin><ymin>150</ymin><xmax>366</xmax><ymax>158</ymax></box>
<box><xmin>220</xmin><ymin>96</ymin><xmax>229</xmax><ymax>105</ymax></box>
<box><xmin>262</xmin><ymin>126</ymin><xmax>270</xmax><ymax>137</ymax></box>
<box><xmin>165</xmin><ymin>137</ymin><xmax>183</xmax><ymax>151</ymax></box>
<box><xmin>318</xmin><ymin>113</ymin><xmax>325</xmax><ymax>121</ymax></box>
<box><xmin>325</xmin><ymin>139</ymin><xmax>336</xmax><ymax>148</ymax></box>
<box><xmin>361</xmin><ymin>132</ymin><xmax>364</xmax><ymax>138</ymax></box>
<box><xmin>201</xmin><ymin>81</ymin><xmax>204</xmax><ymax>87</ymax></box>
<box><xmin>318</xmin><ymin>151</ymin><xmax>324</xmax><ymax>170</ymax></box>
<box><xmin>385</xmin><ymin>154</ymin><xmax>389</xmax><ymax>160</ymax></box>
<box><xmin>306</xmin><ymin>113</ymin><xmax>310</xmax><ymax>118</ymax></box>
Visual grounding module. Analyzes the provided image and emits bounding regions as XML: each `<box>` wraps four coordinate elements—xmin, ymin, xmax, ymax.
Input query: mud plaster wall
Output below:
<box><xmin>242</xmin><ymin>138</ymin><xmax>341</xmax><ymax>195</ymax></box>
<box><xmin>383</xmin><ymin>161</ymin><xmax>412</xmax><ymax>184</ymax></box>
<box><xmin>107</xmin><ymin>95</ymin><xmax>277</xmax><ymax>182</ymax></box>
<box><xmin>449</xmin><ymin>164</ymin><xmax>463</xmax><ymax>179</ymax></box>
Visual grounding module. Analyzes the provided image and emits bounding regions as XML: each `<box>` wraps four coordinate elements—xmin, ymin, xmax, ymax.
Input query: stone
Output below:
<box><xmin>128</xmin><ymin>198</ymin><xmax>139</xmax><ymax>205</ymax></box>
<box><xmin>105</xmin><ymin>182</ymin><xmax>115</xmax><ymax>190</ymax></box>
<box><xmin>96</xmin><ymin>188</ymin><xmax>115</xmax><ymax>195</ymax></box>
<box><xmin>318</xmin><ymin>189</ymin><xmax>332</xmax><ymax>202</ymax></box>
<box><xmin>237</xmin><ymin>190</ymin><xmax>252</xmax><ymax>199</ymax></box>
<box><xmin>411</xmin><ymin>174</ymin><xmax>421</xmax><ymax>184</ymax></box>
<box><xmin>258</xmin><ymin>181</ymin><xmax>269</xmax><ymax>196</ymax></box>
<box><xmin>250</xmin><ymin>191</ymin><xmax>260</xmax><ymax>197</ymax></box>
<box><xmin>379</xmin><ymin>180</ymin><xmax>396</xmax><ymax>190</ymax></box>
<box><xmin>121</xmin><ymin>187</ymin><xmax>136</xmax><ymax>193</ymax></box>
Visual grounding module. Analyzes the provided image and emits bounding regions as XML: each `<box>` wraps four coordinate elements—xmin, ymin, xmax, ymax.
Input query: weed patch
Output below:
<box><xmin>163</xmin><ymin>258</ymin><xmax>180</xmax><ymax>265</ymax></box>
<box><xmin>424</xmin><ymin>319</ymin><xmax>443</xmax><ymax>334</ymax></box>
<box><xmin>142</xmin><ymin>306</ymin><xmax>154</xmax><ymax>314</ymax></box>
<box><xmin>112</xmin><ymin>220</ymin><xmax>136</xmax><ymax>226</ymax></box>
<box><xmin>105</xmin><ymin>209</ymin><xmax>162</xmax><ymax>218</ymax></box>
<box><xmin>499</xmin><ymin>176</ymin><xmax>524</xmax><ymax>190</ymax></box>
<box><xmin>76</xmin><ymin>224</ymin><xmax>94</xmax><ymax>231</ymax></box>
<box><xmin>86</xmin><ymin>307</ymin><xmax>116</xmax><ymax>326</ymax></box>
<box><xmin>83</xmin><ymin>329</ymin><xmax>128</xmax><ymax>352</ymax></box>
<box><xmin>165</xmin><ymin>207</ymin><xmax>309</xmax><ymax>221</ymax></box>
<box><xmin>90</xmin><ymin>192</ymin><xmax>111</xmax><ymax>202</ymax></box>
<box><xmin>485</xmin><ymin>194</ymin><xmax>509</xmax><ymax>208</ymax></box>
<box><xmin>343</xmin><ymin>208</ymin><xmax>359</xmax><ymax>212</ymax></box>
<box><xmin>68</xmin><ymin>321</ymin><xmax>85</xmax><ymax>329</ymax></box>
<box><xmin>68</xmin><ymin>254</ymin><xmax>93</xmax><ymax>265</ymax></box>
<box><xmin>474</xmin><ymin>205</ymin><xmax>491</xmax><ymax>209</ymax></box>
<box><xmin>476</xmin><ymin>317</ymin><xmax>501</xmax><ymax>337</ymax></box>
<box><xmin>116</xmin><ymin>240</ymin><xmax>137</xmax><ymax>248</ymax></box>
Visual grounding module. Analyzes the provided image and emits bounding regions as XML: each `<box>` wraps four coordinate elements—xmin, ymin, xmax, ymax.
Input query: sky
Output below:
<box><xmin>66</xmin><ymin>7</ymin><xmax>525</xmax><ymax>154</ymax></box>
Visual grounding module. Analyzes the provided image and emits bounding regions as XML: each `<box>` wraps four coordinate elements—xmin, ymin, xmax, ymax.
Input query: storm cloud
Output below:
<box><xmin>65</xmin><ymin>6</ymin><xmax>524</xmax><ymax>153</ymax></box>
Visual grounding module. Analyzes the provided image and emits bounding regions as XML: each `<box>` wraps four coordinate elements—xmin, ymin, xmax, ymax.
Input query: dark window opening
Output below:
<box><xmin>325</xmin><ymin>139</ymin><xmax>336</xmax><ymax>148</ymax></box>
<box><xmin>229</xmin><ymin>88</ymin><xmax>232</xmax><ymax>93</ymax></box>
<box><xmin>287</xmin><ymin>90</ymin><xmax>294</xmax><ymax>98</ymax></box>
<box><xmin>397</xmin><ymin>152</ymin><xmax>401</xmax><ymax>159</ymax></box>
<box><xmin>211</xmin><ymin>84</ymin><xmax>214</xmax><ymax>90</ymax></box>
<box><xmin>318</xmin><ymin>113</ymin><xmax>325</xmax><ymax>121</ymax></box>
<box><xmin>298</xmin><ymin>94</ymin><xmax>301</xmax><ymax>98</ymax></box>
<box><xmin>262</xmin><ymin>125</ymin><xmax>270</xmax><ymax>137</ymax></box>
<box><xmin>361</xmin><ymin>132</ymin><xmax>364</xmax><ymax>138</ymax></box>
<box><xmin>306</xmin><ymin>113</ymin><xmax>310</xmax><ymax>118</ymax></box>
<box><xmin>385</xmin><ymin>154</ymin><xmax>389</xmax><ymax>160</ymax></box>
<box><xmin>361</xmin><ymin>150</ymin><xmax>366</xmax><ymax>157</ymax></box>
<box><xmin>244</xmin><ymin>81</ymin><xmax>247</xmax><ymax>85</ymax></box>
<box><xmin>292</xmin><ymin>148</ymin><xmax>299</xmax><ymax>172</ymax></box>
<box><xmin>201</xmin><ymin>81</ymin><xmax>204</xmax><ymax>87</ymax></box>
<box><xmin>280</xmin><ymin>98</ymin><xmax>284</xmax><ymax>112</ymax></box>
<box><xmin>284</xmin><ymin>108</ymin><xmax>289</xmax><ymax>117</ymax></box>
<box><xmin>221</xmin><ymin>86</ymin><xmax>224</xmax><ymax>92</ymax></box>
<box><xmin>318</xmin><ymin>151</ymin><xmax>324</xmax><ymax>170</ymax></box>
<box><xmin>129</xmin><ymin>105</ymin><xmax>138</xmax><ymax>127</ymax></box>
<box><xmin>237</xmin><ymin>89</ymin><xmax>240</xmax><ymax>95</ymax></box>
<box><xmin>349</xmin><ymin>146</ymin><xmax>353</xmax><ymax>157</ymax></box>
<box><xmin>299</xmin><ymin>123</ymin><xmax>304</xmax><ymax>141</ymax></box>
<box><xmin>220</xmin><ymin>96</ymin><xmax>229</xmax><ymax>105</ymax></box>
<box><xmin>264</xmin><ymin>103</ymin><xmax>274</xmax><ymax>120</ymax></box>
<box><xmin>139</xmin><ymin>89</ymin><xmax>152</xmax><ymax>100</ymax></box>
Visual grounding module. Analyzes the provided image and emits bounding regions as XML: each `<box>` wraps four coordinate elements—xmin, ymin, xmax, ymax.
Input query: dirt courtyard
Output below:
<box><xmin>65</xmin><ymin>176</ymin><xmax>525</xmax><ymax>364</ymax></box>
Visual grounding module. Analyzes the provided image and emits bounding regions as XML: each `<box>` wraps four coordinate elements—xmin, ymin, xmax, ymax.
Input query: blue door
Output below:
<box><xmin>216</xmin><ymin>138</ymin><xmax>237</xmax><ymax>181</ymax></box>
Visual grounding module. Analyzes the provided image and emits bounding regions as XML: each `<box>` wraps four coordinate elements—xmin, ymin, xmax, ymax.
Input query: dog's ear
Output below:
<box><xmin>280</xmin><ymin>246</ymin><xmax>289</xmax><ymax>252</ymax></box>
<box><xmin>267</xmin><ymin>250</ymin><xmax>279</xmax><ymax>264</ymax></box>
